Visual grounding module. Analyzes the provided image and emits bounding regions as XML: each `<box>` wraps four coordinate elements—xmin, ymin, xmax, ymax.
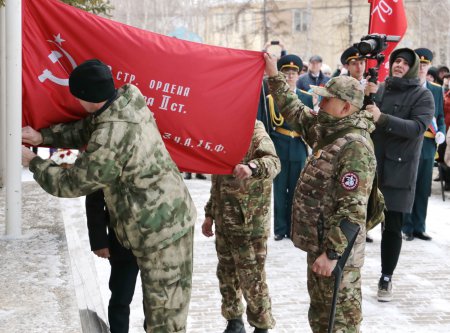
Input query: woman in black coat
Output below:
<box><xmin>366</xmin><ymin>48</ymin><xmax>434</xmax><ymax>302</ymax></box>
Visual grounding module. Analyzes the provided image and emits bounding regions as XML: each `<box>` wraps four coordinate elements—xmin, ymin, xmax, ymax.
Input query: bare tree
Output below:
<box><xmin>1</xmin><ymin>0</ymin><xmax>112</xmax><ymax>15</ymax></box>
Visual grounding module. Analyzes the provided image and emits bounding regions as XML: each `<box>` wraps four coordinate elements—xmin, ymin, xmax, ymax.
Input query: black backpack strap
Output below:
<box><xmin>313</xmin><ymin>128</ymin><xmax>371</xmax><ymax>154</ymax></box>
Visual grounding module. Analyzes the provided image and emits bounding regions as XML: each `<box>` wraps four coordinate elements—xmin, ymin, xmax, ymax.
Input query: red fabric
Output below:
<box><xmin>367</xmin><ymin>0</ymin><xmax>407</xmax><ymax>82</ymax></box>
<box><xmin>22</xmin><ymin>0</ymin><xmax>265</xmax><ymax>175</ymax></box>
<box><xmin>444</xmin><ymin>90</ymin><xmax>450</xmax><ymax>130</ymax></box>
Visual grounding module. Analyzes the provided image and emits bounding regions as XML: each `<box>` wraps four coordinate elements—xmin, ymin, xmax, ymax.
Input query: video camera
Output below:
<box><xmin>354</xmin><ymin>34</ymin><xmax>400</xmax><ymax>59</ymax></box>
<box><xmin>354</xmin><ymin>34</ymin><xmax>400</xmax><ymax>106</ymax></box>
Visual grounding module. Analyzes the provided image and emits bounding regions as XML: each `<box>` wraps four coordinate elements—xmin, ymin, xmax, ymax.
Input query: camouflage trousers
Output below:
<box><xmin>215</xmin><ymin>229</ymin><xmax>275</xmax><ymax>329</ymax></box>
<box><xmin>307</xmin><ymin>253</ymin><xmax>362</xmax><ymax>333</ymax></box>
<box><xmin>136</xmin><ymin>227</ymin><xmax>194</xmax><ymax>333</ymax></box>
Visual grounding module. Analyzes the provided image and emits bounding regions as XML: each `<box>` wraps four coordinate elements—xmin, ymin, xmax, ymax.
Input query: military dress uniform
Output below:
<box><xmin>258</xmin><ymin>54</ymin><xmax>314</xmax><ymax>241</ymax></box>
<box><xmin>403</xmin><ymin>48</ymin><xmax>446</xmax><ymax>240</ymax></box>
<box><xmin>268</xmin><ymin>74</ymin><xmax>377</xmax><ymax>333</ymax></box>
<box><xmin>204</xmin><ymin>120</ymin><xmax>281</xmax><ymax>331</ymax></box>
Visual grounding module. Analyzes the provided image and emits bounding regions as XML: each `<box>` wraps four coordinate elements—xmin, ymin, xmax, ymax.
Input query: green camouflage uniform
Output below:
<box><xmin>268</xmin><ymin>73</ymin><xmax>377</xmax><ymax>333</ymax></box>
<box><xmin>29</xmin><ymin>84</ymin><xmax>196</xmax><ymax>333</ymax></box>
<box><xmin>204</xmin><ymin>120</ymin><xmax>280</xmax><ymax>329</ymax></box>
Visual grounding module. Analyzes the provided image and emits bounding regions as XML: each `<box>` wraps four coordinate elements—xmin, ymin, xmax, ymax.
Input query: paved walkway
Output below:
<box><xmin>1</xmin><ymin>170</ymin><xmax>450</xmax><ymax>332</ymax></box>
<box><xmin>79</xmin><ymin>175</ymin><xmax>450</xmax><ymax>333</ymax></box>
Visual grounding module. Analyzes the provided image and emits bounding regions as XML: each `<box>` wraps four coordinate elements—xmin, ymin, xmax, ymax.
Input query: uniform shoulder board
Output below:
<box><xmin>300</xmin><ymin>89</ymin><xmax>312</xmax><ymax>95</ymax></box>
<box><xmin>430</xmin><ymin>81</ymin><xmax>442</xmax><ymax>88</ymax></box>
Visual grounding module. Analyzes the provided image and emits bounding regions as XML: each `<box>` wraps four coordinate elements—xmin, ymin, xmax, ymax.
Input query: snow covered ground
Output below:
<box><xmin>3</xmin><ymin>151</ymin><xmax>450</xmax><ymax>332</ymax></box>
<box><xmin>115</xmin><ymin>176</ymin><xmax>450</xmax><ymax>333</ymax></box>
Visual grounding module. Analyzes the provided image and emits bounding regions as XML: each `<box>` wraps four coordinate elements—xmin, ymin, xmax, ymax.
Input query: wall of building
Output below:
<box><xmin>105</xmin><ymin>0</ymin><xmax>449</xmax><ymax>71</ymax></box>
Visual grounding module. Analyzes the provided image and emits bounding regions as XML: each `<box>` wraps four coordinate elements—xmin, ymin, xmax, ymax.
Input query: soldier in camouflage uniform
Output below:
<box><xmin>202</xmin><ymin>120</ymin><xmax>280</xmax><ymax>333</ymax></box>
<box><xmin>21</xmin><ymin>59</ymin><xmax>196</xmax><ymax>333</ymax></box>
<box><xmin>264</xmin><ymin>53</ymin><xmax>377</xmax><ymax>333</ymax></box>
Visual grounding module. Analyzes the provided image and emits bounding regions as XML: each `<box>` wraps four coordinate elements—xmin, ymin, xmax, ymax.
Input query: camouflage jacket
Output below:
<box><xmin>204</xmin><ymin>120</ymin><xmax>280</xmax><ymax>237</ymax></box>
<box><xmin>30</xmin><ymin>84</ymin><xmax>197</xmax><ymax>256</ymax></box>
<box><xmin>268</xmin><ymin>73</ymin><xmax>376</xmax><ymax>267</ymax></box>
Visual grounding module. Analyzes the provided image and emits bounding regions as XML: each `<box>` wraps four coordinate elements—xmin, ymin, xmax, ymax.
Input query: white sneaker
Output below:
<box><xmin>377</xmin><ymin>276</ymin><xmax>392</xmax><ymax>302</ymax></box>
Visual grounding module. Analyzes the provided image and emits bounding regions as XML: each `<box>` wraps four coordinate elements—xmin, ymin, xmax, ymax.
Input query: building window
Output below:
<box><xmin>293</xmin><ymin>9</ymin><xmax>309</xmax><ymax>32</ymax></box>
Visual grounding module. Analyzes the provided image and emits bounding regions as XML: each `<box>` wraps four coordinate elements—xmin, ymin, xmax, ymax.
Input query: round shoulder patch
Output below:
<box><xmin>340</xmin><ymin>172</ymin><xmax>359</xmax><ymax>191</ymax></box>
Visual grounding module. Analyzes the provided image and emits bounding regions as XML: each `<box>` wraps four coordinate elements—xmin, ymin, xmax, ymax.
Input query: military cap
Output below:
<box><xmin>311</xmin><ymin>76</ymin><xmax>364</xmax><ymax>109</ymax></box>
<box><xmin>340</xmin><ymin>46</ymin><xmax>365</xmax><ymax>65</ymax></box>
<box><xmin>277</xmin><ymin>54</ymin><xmax>303</xmax><ymax>73</ymax></box>
<box><xmin>414</xmin><ymin>48</ymin><xmax>433</xmax><ymax>64</ymax></box>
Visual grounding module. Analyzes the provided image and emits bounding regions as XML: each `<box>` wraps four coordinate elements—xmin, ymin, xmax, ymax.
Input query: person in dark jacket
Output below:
<box><xmin>403</xmin><ymin>48</ymin><xmax>446</xmax><ymax>241</ymax></box>
<box><xmin>366</xmin><ymin>48</ymin><xmax>434</xmax><ymax>302</ymax></box>
<box><xmin>296</xmin><ymin>55</ymin><xmax>330</xmax><ymax>91</ymax></box>
<box><xmin>85</xmin><ymin>190</ymin><xmax>144</xmax><ymax>333</ymax></box>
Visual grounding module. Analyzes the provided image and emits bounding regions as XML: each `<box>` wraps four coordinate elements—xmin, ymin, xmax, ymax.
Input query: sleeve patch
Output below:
<box><xmin>340</xmin><ymin>172</ymin><xmax>359</xmax><ymax>191</ymax></box>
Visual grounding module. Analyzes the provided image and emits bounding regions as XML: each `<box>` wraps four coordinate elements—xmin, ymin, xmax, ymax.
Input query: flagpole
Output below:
<box><xmin>5</xmin><ymin>0</ymin><xmax>22</xmax><ymax>237</ymax></box>
<box><xmin>367</xmin><ymin>0</ymin><xmax>373</xmax><ymax>33</ymax></box>
<box><xmin>0</xmin><ymin>6</ymin><xmax>6</xmax><ymax>189</ymax></box>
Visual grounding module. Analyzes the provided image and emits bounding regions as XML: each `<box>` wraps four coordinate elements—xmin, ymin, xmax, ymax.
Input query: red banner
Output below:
<box><xmin>22</xmin><ymin>0</ymin><xmax>265</xmax><ymax>175</ymax></box>
<box><xmin>367</xmin><ymin>0</ymin><xmax>407</xmax><ymax>82</ymax></box>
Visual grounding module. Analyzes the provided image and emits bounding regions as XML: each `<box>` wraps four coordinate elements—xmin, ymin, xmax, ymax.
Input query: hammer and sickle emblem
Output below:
<box><xmin>38</xmin><ymin>38</ymin><xmax>77</xmax><ymax>86</ymax></box>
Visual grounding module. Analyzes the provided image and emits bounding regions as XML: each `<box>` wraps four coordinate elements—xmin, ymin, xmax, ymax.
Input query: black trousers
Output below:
<box><xmin>381</xmin><ymin>210</ymin><xmax>404</xmax><ymax>276</ymax></box>
<box><xmin>108</xmin><ymin>258</ymin><xmax>141</xmax><ymax>333</ymax></box>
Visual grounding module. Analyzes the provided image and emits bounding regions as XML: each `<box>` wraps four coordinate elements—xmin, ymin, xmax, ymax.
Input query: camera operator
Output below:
<box><xmin>365</xmin><ymin>48</ymin><xmax>434</xmax><ymax>302</ymax></box>
<box><xmin>403</xmin><ymin>48</ymin><xmax>446</xmax><ymax>242</ymax></box>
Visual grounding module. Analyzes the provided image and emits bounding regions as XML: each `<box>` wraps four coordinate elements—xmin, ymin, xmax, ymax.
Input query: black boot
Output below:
<box><xmin>253</xmin><ymin>328</ymin><xmax>268</xmax><ymax>333</ymax></box>
<box><xmin>195</xmin><ymin>173</ymin><xmax>207</xmax><ymax>180</ymax></box>
<box><xmin>224</xmin><ymin>317</ymin><xmax>246</xmax><ymax>333</ymax></box>
<box><xmin>184</xmin><ymin>173</ymin><xmax>192</xmax><ymax>180</ymax></box>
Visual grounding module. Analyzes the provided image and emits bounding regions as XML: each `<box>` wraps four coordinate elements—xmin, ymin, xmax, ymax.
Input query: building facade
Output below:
<box><xmin>106</xmin><ymin>0</ymin><xmax>449</xmax><ymax>72</ymax></box>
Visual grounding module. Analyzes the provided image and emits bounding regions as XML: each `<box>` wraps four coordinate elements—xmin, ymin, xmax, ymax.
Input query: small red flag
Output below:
<box><xmin>22</xmin><ymin>0</ymin><xmax>265</xmax><ymax>175</ymax></box>
<box><xmin>367</xmin><ymin>0</ymin><xmax>407</xmax><ymax>82</ymax></box>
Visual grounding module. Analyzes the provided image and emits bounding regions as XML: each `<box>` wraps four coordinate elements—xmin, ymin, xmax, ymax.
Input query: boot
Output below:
<box><xmin>184</xmin><ymin>173</ymin><xmax>192</xmax><ymax>180</ymax></box>
<box><xmin>195</xmin><ymin>173</ymin><xmax>207</xmax><ymax>180</ymax></box>
<box><xmin>224</xmin><ymin>317</ymin><xmax>246</xmax><ymax>333</ymax></box>
<box><xmin>253</xmin><ymin>328</ymin><xmax>268</xmax><ymax>333</ymax></box>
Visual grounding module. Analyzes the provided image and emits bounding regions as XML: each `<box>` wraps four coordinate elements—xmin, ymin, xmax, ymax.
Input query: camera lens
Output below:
<box><xmin>358</xmin><ymin>39</ymin><xmax>378</xmax><ymax>55</ymax></box>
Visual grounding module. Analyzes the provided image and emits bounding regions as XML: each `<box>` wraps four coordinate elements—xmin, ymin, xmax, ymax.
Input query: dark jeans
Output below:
<box><xmin>108</xmin><ymin>259</ymin><xmax>141</xmax><ymax>333</ymax></box>
<box><xmin>381</xmin><ymin>210</ymin><xmax>404</xmax><ymax>276</ymax></box>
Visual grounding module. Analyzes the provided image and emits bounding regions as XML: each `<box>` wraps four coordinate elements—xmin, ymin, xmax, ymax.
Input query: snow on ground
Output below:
<box><xmin>3</xmin><ymin>152</ymin><xmax>449</xmax><ymax>332</ymax></box>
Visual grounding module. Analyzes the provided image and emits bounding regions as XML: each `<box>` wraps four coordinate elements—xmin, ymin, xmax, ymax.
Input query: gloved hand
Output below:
<box><xmin>435</xmin><ymin>131</ymin><xmax>445</xmax><ymax>145</ymax></box>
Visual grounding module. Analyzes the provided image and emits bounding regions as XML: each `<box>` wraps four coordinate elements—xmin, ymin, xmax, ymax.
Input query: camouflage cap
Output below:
<box><xmin>311</xmin><ymin>76</ymin><xmax>364</xmax><ymax>109</ymax></box>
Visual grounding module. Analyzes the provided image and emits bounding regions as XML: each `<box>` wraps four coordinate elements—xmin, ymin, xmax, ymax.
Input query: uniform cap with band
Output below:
<box><xmin>277</xmin><ymin>54</ymin><xmax>303</xmax><ymax>73</ymax></box>
<box><xmin>414</xmin><ymin>48</ymin><xmax>433</xmax><ymax>64</ymax></box>
<box><xmin>340</xmin><ymin>46</ymin><xmax>365</xmax><ymax>65</ymax></box>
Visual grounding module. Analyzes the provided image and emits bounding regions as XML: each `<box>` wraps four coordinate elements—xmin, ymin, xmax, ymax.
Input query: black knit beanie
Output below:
<box><xmin>69</xmin><ymin>59</ymin><xmax>115</xmax><ymax>103</ymax></box>
<box><xmin>394</xmin><ymin>51</ymin><xmax>415</xmax><ymax>66</ymax></box>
